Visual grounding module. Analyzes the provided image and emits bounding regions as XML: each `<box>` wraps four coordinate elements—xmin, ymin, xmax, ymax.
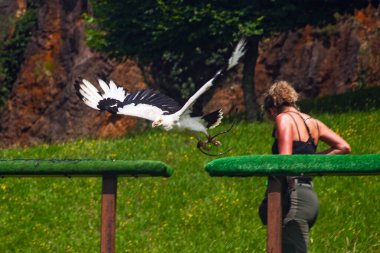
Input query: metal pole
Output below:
<box><xmin>267</xmin><ymin>176</ymin><xmax>282</xmax><ymax>253</ymax></box>
<box><xmin>100</xmin><ymin>175</ymin><xmax>117</xmax><ymax>253</ymax></box>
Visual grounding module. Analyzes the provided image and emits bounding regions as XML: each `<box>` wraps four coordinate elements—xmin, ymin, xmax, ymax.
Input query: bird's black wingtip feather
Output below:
<box><xmin>74</xmin><ymin>77</ymin><xmax>84</xmax><ymax>100</ymax></box>
<box><xmin>202</xmin><ymin>109</ymin><xmax>223</xmax><ymax>129</ymax></box>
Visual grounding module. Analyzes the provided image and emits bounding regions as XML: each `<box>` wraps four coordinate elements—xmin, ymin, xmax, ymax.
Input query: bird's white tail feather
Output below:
<box><xmin>81</xmin><ymin>80</ymin><xmax>102</xmax><ymax>101</ymax></box>
<box><xmin>109</xmin><ymin>80</ymin><xmax>118</xmax><ymax>95</ymax></box>
<box><xmin>98</xmin><ymin>79</ymin><xmax>127</xmax><ymax>101</ymax></box>
<box><xmin>98</xmin><ymin>79</ymin><xmax>111</xmax><ymax>94</ymax></box>
<box><xmin>227</xmin><ymin>38</ymin><xmax>246</xmax><ymax>70</ymax></box>
<box><xmin>79</xmin><ymin>80</ymin><xmax>102</xmax><ymax>110</ymax></box>
<box><xmin>79</xmin><ymin>79</ymin><xmax>127</xmax><ymax>110</ymax></box>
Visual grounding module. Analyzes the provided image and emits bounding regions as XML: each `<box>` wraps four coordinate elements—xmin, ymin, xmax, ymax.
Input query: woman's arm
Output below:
<box><xmin>316</xmin><ymin>120</ymin><xmax>351</xmax><ymax>154</ymax></box>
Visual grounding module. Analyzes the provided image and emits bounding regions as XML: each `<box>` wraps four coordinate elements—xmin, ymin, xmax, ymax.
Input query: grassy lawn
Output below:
<box><xmin>0</xmin><ymin>107</ymin><xmax>379</xmax><ymax>252</ymax></box>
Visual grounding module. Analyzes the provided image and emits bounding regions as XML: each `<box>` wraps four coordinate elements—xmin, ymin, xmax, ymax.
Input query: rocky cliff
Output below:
<box><xmin>0</xmin><ymin>0</ymin><xmax>146</xmax><ymax>147</ymax></box>
<box><xmin>208</xmin><ymin>6</ymin><xmax>380</xmax><ymax>113</ymax></box>
<box><xmin>0</xmin><ymin>1</ymin><xmax>379</xmax><ymax>148</ymax></box>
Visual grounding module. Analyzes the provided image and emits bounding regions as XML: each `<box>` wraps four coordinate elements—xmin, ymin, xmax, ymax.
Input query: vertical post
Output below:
<box><xmin>267</xmin><ymin>176</ymin><xmax>282</xmax><ymax>253</ymax></box>
<box><xmin>101</xmin><ymin>175</ymin><xmax>117</xmax><ymax>253</ymax></box>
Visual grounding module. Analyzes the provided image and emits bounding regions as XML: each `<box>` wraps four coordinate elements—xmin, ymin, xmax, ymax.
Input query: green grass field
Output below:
<box><xmin>0</xmin><ymin>100</ymin><xmax>379</xmax><ymax>252</ymax></box>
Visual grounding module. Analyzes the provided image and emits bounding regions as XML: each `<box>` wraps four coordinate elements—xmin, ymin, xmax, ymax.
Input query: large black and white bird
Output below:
<box><xmin>76</xmin><ymin>39</ymin><xmax>246</xmax><ymax>155</ymax></box>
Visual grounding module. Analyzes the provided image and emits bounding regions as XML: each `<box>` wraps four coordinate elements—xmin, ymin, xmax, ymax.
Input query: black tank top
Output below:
<box><xmin>271</xmin><ymin>112</ymin><xmax>317</xmax><ymax>182</ymax></box>
<box><xmin>271</xmin><ymin>111</ymin><xmax>317</xmax><ymax>155</ymax></box>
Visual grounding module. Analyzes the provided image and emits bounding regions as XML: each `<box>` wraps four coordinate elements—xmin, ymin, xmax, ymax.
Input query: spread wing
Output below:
<box><xmin>174</xmin><ymin>38</ymin><xmax>246</xmax><ymax>117</ymax></box>
<box><xmin>75</xmin><ymin>79</ymin><xmax>181</xmax><ymax>121</ymax></box>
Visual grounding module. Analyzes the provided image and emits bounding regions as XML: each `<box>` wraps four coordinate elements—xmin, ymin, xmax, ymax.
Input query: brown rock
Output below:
<box><xmin>254</xmin><ymin>6</ymin><xmax>380</xmax><ymax>103</ymax></box>
<box><xmin>0</xmin><ymin>0</ymin><xmax>144</xmax><ymax>147</ymax></box>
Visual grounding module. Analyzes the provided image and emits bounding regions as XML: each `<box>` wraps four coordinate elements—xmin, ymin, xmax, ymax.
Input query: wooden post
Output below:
<box><xmin>267</xmin><ymin>176</ymin><xmax>282</xmax><ymax>253</ymax></box>
<box><xmin>100</xmin><ymin>175</ymin><xmax>117</xmax><ymax>253</ymax></box>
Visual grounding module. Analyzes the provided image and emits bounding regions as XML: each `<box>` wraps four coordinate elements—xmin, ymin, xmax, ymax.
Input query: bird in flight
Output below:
<box><xmin>76</xmin><ymin>39</ymin><xmax>246</xmax><ymax>155</ymax></box>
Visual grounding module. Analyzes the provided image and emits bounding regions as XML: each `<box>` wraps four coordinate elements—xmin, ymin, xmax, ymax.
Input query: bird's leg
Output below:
<box><xmin>207</xmin><ymin>135</ymin><xmax>222</xmax><ymax>146</ymax></box>
<box><xmin>206</xmin><ymin>120</ymin><xmax>236</xmax><ymax>146</ymax></box>
<box><xmin>197</xmin><ymin>141</ymin><xmax>234</xmax><ymax>156</ymax></box>
<box><xmin>195</xmin><ymin>134</ymin><xmax>212</xmax><ymax>151</ymax></box>
<box><xmin>195</xmin><ymin>122</ymin><xmax>236</xmax><ymax>156</ymax></box>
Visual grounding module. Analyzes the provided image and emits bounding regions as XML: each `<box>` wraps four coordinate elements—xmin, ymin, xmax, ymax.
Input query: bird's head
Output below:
<box><xmin>152</xmin><ymin>117</ymin><xmax>175</xmax><ymax>131</ymax></box>
<box><xmin>152</xmin><ymin>118</ymin><xmax>163</xmax><ymax>128</ymax></box>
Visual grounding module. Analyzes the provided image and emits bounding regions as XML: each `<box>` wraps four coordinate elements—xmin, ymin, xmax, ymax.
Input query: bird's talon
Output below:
<box><xmin>210</xmin><ymin>139</ymin><xmax>221</xmax><ymax>146</ymax></box>
<box><xmin>197</xmin><ymin>140</ymin><xmax>211</xmax><ymax>151</ymax></box>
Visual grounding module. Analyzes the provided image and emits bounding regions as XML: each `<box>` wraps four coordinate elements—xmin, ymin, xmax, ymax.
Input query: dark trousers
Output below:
<box><xmin>259</xmin><ymin>181</ymin><xmax>319</xmax><ymax>253</ymax></box>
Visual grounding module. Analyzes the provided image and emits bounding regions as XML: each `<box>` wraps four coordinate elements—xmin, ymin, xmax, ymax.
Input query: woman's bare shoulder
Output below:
<box><xmin>275</xmin><ymin>112</ymin><xmax>295</xmax><ymax>123</ymax></box>
<box><xmin>298</xmin><ymin>111</ymin><xmax>312</xmax><ymax>119</ymax></box>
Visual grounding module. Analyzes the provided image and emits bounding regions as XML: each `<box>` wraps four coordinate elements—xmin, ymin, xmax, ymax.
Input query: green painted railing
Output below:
<box><xmin>0</xmin><ymin>159</ymin><xmax>173</xmax><ymax>177</ymax></box>
<box><xmin>205</xmin><ymin>154</ymin><xmax>380</xmax><ymax>253</ymax></box>
<box><xmin>0</xmin><ymin>159</ymin><xmax>173</xmax><ymax>253</ymax></box>
<box><xmin>206</xmin><ymin>154</ymin><xmax>380</xmax><ymax>176</ymax></box>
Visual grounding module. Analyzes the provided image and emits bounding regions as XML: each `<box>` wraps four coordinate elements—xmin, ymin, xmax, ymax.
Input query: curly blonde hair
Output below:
<box><xmin>263</xmin><ymin>81</ymin><xmax>299</xmax><ymax>111</ymax></box>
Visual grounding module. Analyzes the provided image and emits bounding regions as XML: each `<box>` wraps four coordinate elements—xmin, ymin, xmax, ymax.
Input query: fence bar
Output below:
<box><xmin>101</xmin><ymin>175</ymin><xmax>117</xmax><ymax>253</ymax></box>
<box><xmin>267</xmin><ymin>176</ymin><xmax>282</xmax><ymax>253</ymax></box>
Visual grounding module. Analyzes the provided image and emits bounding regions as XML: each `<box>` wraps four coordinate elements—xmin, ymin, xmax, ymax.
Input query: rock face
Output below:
<box><xmin>207</xmin><ymin>6</ymin><xmax>380</xmax><ymax>110</ymax></box>
<box><xmin>0</xmin><ymin>0</ymin><xmax>26</xmax><ymax>41</ymax></box>
<box><xmin>0</xmin><ymin>0</ymin><xmax>145</xmax><ymax>147</ymax></box>
<box><xmin>267</xmin><ymin>7</ymin><xmax>380</xmax><ymax>98</ymax></box>
<box><xmin>1</xmin><ymin>2</ymin><xmax>380</xmax><ymax>147</ymax></box>
<box><xmin>256</xmin><ymin>17</ymin><xmax>362</xmax><ymax>99</ymax></box>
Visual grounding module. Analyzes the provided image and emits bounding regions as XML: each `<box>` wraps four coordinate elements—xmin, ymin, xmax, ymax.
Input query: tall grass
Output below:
<box><xmin>0</xmin><ymin>101</ymin><xmax>379</xmax><ymax>252</ymax></box>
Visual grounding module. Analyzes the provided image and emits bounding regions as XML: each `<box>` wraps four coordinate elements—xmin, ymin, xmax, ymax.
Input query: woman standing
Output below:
<box><xmin>259</xmin><ymin>81</ymin><xmax>351</xmax><ymax>252</ymax></box>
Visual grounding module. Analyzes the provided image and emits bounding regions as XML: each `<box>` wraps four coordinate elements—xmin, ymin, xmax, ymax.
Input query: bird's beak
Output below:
<box><xmin>152</xmin><ymin>119</ymin><xmax>162</xmax><ymax>128</ymax></box>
